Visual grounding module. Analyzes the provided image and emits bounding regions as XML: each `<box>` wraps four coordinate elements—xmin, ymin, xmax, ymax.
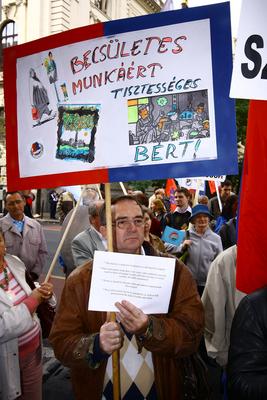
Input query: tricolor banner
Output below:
<box><xmin>4</xmin><ymin>3</ymin><xmax>237</xmax><ymax>190</ymax></box>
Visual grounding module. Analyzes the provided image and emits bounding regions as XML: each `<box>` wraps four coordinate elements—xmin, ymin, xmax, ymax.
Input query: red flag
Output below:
<box><xmin>237</xmin><ymin>100</ymin><xmax>267</xmax><ymax>293</ymax></box>
<box><xmin>165</xmin><ymin>179</ymin><xmax>177</xmax><ymax>212</ymax></box>
<box><xmin>208</xmin><ymin>181</ymin><xmax>216</xmax><ymax>194</ymax></box>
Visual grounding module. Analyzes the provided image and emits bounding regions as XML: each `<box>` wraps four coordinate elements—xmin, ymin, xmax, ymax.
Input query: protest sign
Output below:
<box><xmin>178</xmin><ymin>177</ymin><xmax>205</xmax><ymax>191</ymax></box>
<box><xmin>177</xmin><ymin>175</ymin><xmax>225</xmax><ymax>190</ymax></box>
<box><xmin>4</xmin><ymin>3</ymin><xmax>237</xmax><ymax>190</ymax></box>
<box><xmin>88</xmin><ymin>251</ymin><xmax>175</xmax><ymax>314</ymax></box>
<box><xmin>206</xmin><ymin>175</ymin><xmax>226</xmax><ymax>182</ymax></box>
<box><xmin>161</xmin><ymin>226</ymin><xmax>185</xmax><ymax>246</ymax></box>
<box><xmin>231</xmin><ymin>0</ymin><xmax>267</xmax><ymax>100</ymax></box>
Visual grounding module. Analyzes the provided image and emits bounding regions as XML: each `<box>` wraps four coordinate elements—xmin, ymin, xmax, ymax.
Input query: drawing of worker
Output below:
<box><xmin>44</xmin><ymin>51</ymin><xmax>60</xmax><ymax>102</ymax></box>
<box><xmin>136</xmin><ymin>104</ymin><xmax>157</xmax><ymax>144</ymax></box>
<box><xmin>195</xmin><ymin>119</ymin><xmax>210</xmax><ymax>138</ymax></box>
<box><xmin>29</xmin><ymin>68</ymin><xmax>54</xmax><ymax>127</ymax></box>
<box><xmin>157</xmin><ymin>111</ymin><xmax>168</xmax><ymax>133</ymax></box>
<box><xmin>44</xmin><ymin>51</ymin><xmax>58</xmax><ymax>84</ymax></box>
<box><xmin>192</xmin><ymin>102</ymin><xmax>208</xmax><ymax>131</ymax></box>
<box><xmin>167</xmin><ymin>110</ymin><xmax>180</xmax><ymax>139</ymax></box>
<box><xmin>60</xmin><ymin>83</ymin><xmax>69</xmax><ymax>101</ymax></box>
<box><xmin>156</xmin><ymin>110</ymin><xmax>178</xmax><ymax>142</ymax></box>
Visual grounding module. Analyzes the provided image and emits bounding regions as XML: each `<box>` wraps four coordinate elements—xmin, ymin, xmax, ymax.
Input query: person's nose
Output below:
<box><xmin>127</xmin><ymin>221</ymin><xmax>138</xmax><ymax>231</ymax></box>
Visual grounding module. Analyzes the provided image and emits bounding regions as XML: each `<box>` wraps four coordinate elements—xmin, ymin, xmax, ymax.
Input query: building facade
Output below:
<box><xmin>0</xmin><ymin>0</ymin><xmax>162</xmax><ymax>209</ymax></box>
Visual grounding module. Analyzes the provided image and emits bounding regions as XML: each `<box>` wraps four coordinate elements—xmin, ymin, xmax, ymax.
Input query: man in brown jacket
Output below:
<box><xmin>50</xmin><ymin>196</ymin><xmax>204</xmax><ymax>399</ymax></box>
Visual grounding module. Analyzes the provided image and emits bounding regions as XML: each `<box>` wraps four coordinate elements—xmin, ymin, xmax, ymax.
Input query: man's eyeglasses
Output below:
<box><xmin>113</xmin><ymin>217</ymin><xmax>144</xmax><ymax>230</ymax></box>
<box><xmin>6</xmin><ymin>200</ymin><xmax>23</xmax><ymax>206</ymax></box>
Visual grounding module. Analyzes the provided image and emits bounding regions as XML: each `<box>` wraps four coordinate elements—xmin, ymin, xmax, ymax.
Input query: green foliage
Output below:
<box><xmin>235</xmin><ymin>99</ymin><xmax>249</xmax><ymax>145</ymax></box>
<box><xmin>127</xmin><ymin>179</ymin><xmax>168</xmax><ymax>193</ymax></box>
<box><xmin>62</xmin><ymin>112</ymin><xmax>94</xmax><ymax>131</ymax></box>
<box><xmin>0</xmin><ymin>112</ymin><xmax>5</xmax><ymax>141</ymax></box>
<box><xmin>227</xmin><ymin>99</ymin><xmax>249</xmax><ymax>193</ymax></box>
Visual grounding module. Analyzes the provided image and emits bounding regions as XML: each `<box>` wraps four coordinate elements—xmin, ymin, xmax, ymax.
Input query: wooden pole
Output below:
<box><xmin>215</xmin><ymin>180</ymin><xmax>222</xmax><ymax>212</ymax></box>
<box><xmin>44</xmin><ymin>188</ymin><xmax>84</xmax><ymax>283</ymax></box>
<box><xmin>95</xmin><ymin>184</ymin><xmax>103</xmax><ymax>199</ymax></box>
<box><xmin>193</xmin><ymin>179</ymin><xmax>201</xmax><ymax>206</ymax></box>
<box><xmin>119</xmin><ymin>182</ymin><xmax>127</xmax><ymax>195</ymax></box>
<box><xmin>105</xmin><ymin>183</ymin><xmax>121</xmax><ymax>400</ymax></box>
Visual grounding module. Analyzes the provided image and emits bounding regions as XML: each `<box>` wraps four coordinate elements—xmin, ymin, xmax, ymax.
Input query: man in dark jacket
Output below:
<box><xmin>48</xmin><ymin>189</ymin><xmax>58</xmax><ymax>219</ymax></box>
<box><xmin>165</xmin><ymin>187</ymin><xmax>191</xmax><ymax>230</ymax></box>
<box><xmin>228</xmin><ymin>286</ymin><xmax>267</xmax><ymax>399</ymax></box>
<box><xmin>208</xmin><ymin>179</ymin><xmax>233</xmax><ymax>220</ymax></box>
<box><xmin>219</xmin><ymin>217</ymin><xmax>237</xmax><ymax>250</ymax></box>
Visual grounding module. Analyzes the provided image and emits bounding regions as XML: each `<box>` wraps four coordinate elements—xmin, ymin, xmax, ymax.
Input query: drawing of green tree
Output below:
<box><xmin>62</xmin><ymin>112</ymin><xmax>94</xmax><ymax>146</ymax></box>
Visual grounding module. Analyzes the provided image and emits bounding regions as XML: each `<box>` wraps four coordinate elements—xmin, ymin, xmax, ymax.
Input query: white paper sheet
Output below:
<box><xmin>230</xmin><ymin>0</ymin><xmax>267</xmax><ymax>100</ymax></box>
<box><xmin>88</xmin><ymin>251</ymin><xmax>175</xmax><ymax>314</ymax></box>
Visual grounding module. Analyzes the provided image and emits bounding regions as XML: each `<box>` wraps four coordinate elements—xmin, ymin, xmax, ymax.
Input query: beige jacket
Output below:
<box><xmin>202</xmin><ymin>245</ymin><xmax>245</xmax><ymax>367</ymax></box>
<box><xmin>0</xmin><ymin>214</ymin><xmax>48</xmax><ymax>277</ymax></box>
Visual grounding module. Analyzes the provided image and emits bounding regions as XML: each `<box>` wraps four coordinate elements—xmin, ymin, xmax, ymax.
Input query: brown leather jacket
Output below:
<box><xmin>49</xmin><ymin>244</ymin><xmax>204</xmax><ymax>400</ymax></box>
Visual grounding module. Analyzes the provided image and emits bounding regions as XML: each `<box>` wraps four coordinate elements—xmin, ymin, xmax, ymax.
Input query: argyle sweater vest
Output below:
<box><xmin>102</xmin><ymin>329</ymin><xmax>157</xmax><ymax>400</ymax></box>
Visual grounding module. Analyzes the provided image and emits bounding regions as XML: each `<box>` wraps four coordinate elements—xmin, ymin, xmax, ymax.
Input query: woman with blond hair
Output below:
<box><xmin>143</xmin><ymin>207</ymin><xmax>166</xmax><ymax>253</ymax></box>
<box><xmin>151</xmin><ymin>198</ymin><xmax>167</xmax><ymax>234</ymax></box>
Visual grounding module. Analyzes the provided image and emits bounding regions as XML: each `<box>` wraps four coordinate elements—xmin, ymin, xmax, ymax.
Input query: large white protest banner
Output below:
<box><xmin>231</xmin><ymin>0</ymin><xmax>267</xmax><ymax>100</ymax></box>
<box><xmin>4</xmin><ymin>3</ymin><xmax>237</xmax><ymax>190</ymax></box>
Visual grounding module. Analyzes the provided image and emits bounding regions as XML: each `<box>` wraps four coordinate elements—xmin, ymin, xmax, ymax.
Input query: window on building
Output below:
<box><xmin>95</xmin><ymin>0</ymin><xmax>108</xmax><ymax>14</ymax></box>
<box><xmin>0</xmin><ymin>20</ymin><xmax>18</xmax><ymax>70</ymax></box>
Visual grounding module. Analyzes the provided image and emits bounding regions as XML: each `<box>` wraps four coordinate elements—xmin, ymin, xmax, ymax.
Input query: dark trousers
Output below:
<box><xmin>50</xmin><ymin>203</ymin><xmax>57</xmax><ymax>219</ymax></box>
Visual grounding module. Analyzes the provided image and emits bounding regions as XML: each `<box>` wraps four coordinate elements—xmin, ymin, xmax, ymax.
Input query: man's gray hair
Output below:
<box><xmin>82</xmin><ymin>188</ymin><xmax>99</xmax><ymax>206</ymax></box>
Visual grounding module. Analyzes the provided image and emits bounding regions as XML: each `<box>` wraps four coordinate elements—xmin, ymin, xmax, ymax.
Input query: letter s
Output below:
<box><xmin>241</xmin><ymin>34</ymin><xmax>263</xmax><ymax>79</ymax></box>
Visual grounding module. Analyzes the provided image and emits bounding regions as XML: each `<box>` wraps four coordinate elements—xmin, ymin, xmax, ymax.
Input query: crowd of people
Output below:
<box><xmin>0</xmin><ymin>182</ymin><xmax>266</xmax><ymax>399</ymax></box>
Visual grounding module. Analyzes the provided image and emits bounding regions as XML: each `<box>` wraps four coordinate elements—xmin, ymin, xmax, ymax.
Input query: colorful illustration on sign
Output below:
<box><xmin>7</xmin><ymin>3</ymin><xmax>236</xmax><ymax>189</ymax></box>
<box><xmin>29</xmin><ymin>68</ymin><xmax>56</xmax><ymax>127</ymax></box>
<box><xmin>60</xmin><ymin>83</ymin><xmax>69</xmax><ymax>101</ymax></box>
<box><xmin>128</xmin><ymin>90</ymin><xmax>209</xmax><ymax>145</ymax></box>
<box><xmin>30</xmin><ymin>142</ymin><xmax>43</xmax><ymax>158</ymax></box>
<box><xmin>56</xmin><ymin>104</ymin><xmax>100</xmax><ymax>163</ymax></box>
<box><xmin>161</xmin><ymin>226</ymin><xmax>186</xmax><ymax>246</ymax></box>
<box><xmin>44</xmin><ymin>51</ymin><xmax>60</xmax><ymax>102</ymax></box>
